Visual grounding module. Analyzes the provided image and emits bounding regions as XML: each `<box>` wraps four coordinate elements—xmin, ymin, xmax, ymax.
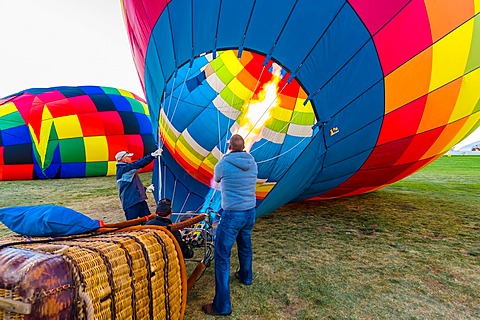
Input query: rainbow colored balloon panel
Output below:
<box><xmin>0</xmin><ymin>86</ymin><xmax>156</xmax><ymax>180</ymax></box>
<box><xmin>122</xmin><ymin>0</ymin><xmax>480</xmax><ymax>216</ymax></box>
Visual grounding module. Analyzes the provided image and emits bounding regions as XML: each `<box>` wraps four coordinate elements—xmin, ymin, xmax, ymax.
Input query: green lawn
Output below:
<box><xmin>1</xmin><ymin>156</ymin><xmax>479</xmax><ymax>319</ymax></box>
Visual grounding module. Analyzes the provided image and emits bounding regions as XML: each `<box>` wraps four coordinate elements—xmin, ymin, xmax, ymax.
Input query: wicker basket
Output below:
<box><xmin>0</xmin><ymin>226</ymin><xmax>187</xmax><ymax>319</ymax></box>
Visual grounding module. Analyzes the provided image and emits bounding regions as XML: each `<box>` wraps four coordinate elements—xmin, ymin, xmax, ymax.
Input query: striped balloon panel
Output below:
<box><xmin>0</xmin><ymin>86</ymin><xmax>156</xmax><ymax>180</ymax></box>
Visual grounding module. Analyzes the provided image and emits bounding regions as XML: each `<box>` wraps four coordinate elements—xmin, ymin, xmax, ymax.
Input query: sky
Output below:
<box><xmin>0</xmin><ymin>0</ymin><xmax>144</xmax><ymax>99</ymax></box>
<box><xmin>0</xmin><ymin>1</ymin><xmax>478</xmax><ymax>149</ymax></box>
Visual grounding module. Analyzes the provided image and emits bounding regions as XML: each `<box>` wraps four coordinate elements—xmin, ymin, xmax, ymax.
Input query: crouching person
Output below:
<box><xmin>145</xmin><ymin>198</ymin><xmax>194</xmax><ymax>259</ymax></box>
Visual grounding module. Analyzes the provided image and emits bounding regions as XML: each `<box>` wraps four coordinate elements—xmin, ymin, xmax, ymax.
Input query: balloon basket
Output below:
<box><xmin>0</xmin><ymin>227</ymin><xmax>187</xmax><ymax>319</ymax></box>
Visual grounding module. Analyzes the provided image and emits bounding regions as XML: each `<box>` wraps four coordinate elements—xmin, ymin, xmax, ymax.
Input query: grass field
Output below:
<box><xmin>1</xmin><ymin>156</ymin><xmax>479</xmax><ymax>319</ymax></box>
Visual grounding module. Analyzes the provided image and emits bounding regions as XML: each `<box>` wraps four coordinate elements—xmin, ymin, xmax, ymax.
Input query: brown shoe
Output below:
<box><xmin>202</xmin><ymin>303</ymin><xmax>231</xmax><ymax>316</ymax></box>
<box><xmin>235</xmin><ymin>272</ymin><xmax>252</xmax><ymax>285</ymax></box>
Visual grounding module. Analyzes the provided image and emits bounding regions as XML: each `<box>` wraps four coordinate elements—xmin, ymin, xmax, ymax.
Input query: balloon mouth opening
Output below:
<box><xmin>158</xmin><ymin>49</ymin><xmax>317</xmax><ymax>186</ymax></box>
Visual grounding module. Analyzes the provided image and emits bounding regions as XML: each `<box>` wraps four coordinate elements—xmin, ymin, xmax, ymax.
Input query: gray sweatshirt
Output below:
<box><xmin>213</xmin><ymin>151</ymin><xmax>258</xmax><ymax>211</ymax></box>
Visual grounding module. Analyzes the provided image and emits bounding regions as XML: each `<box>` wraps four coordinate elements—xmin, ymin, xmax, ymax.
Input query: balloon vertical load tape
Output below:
<box><xmin>0</xmin><ymin>228</ymin><xmax>187</xmax><ymax>319</ymax></box>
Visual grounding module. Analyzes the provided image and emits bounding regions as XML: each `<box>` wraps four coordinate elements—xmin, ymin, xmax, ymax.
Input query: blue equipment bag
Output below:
<box><xmin>0</xmin><ymin>205</ymin><xmax>102</xmax><ymax>237</ymax></box>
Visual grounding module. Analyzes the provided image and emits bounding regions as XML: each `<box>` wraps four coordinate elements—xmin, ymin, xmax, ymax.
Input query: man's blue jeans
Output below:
<box><xmin>124</xmin><ymin>201</ymin><xmax>150</xmax><ymax>220</ymax></box>
<box><xmin>212</xmin><ymin>208</ymin><xmax>256</xmax><ymax>314</ymax></box>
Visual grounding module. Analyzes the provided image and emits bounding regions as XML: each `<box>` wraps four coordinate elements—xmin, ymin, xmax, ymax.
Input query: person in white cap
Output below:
<box><xmin>115</xmin><ymin>148</ymin><xmax>162</xmax><ymax>220</ymax></box>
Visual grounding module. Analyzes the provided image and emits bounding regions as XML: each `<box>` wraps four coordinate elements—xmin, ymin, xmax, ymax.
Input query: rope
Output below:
<box><xmin>165</xmin><ymin>71</ymin><xmax>177</xmax><ymax>120</ymax></box>
<box><xmin>178</xmin><ymin>191</ymin><xmax>190</xmax><ymax>214</ymax></box>
<box><xmin>152</xmin><ymin>232</ymin><xmax>171</xmax><ymax>320</ymax></box>
<box><xmin>159</xmin><ymin>90</ymin><xmax>168</xmax><ymax>149</ymax></box>
<box><xmin>126</xmin><ymin>233</ymin><xmax>155</xmax><ymax>319</ymax></box>
<box><xmin>60</xmin><ymin>250</ymin><xmax>88</xmax><ymax>319</ymax></box>
<box><xmin>205</xmin><ymin>182</ymin><xmax>219</xmax><ymax>210</ymax></box>
<box><xmin>78</xmin><ymin>291</ymin><xmax>95</xmax><ymax>320</ymax></box>
<box><xmin>225</xmin><ymin>51</ymin><xmax>243</xmax><ymax>147</ymax></box>
<box><xmin>172</xmin><ymin>179</ymin><xmax>178</xmax><ymax>208</ymax></box>
<box><xmin>162</xmin><ymin>164</ymin><xmax>167</xmax><ymax>200</ymax></box>
<box><xmin>157</xmin><ymin>66</ymin><xmax>192</xmax><ymax>211</ymax></box>
<box><xmin>168</xmin><ymin>67</ymin><xmax>192</xmax><ymax>126</ymax></box>
<box><xmin>255</xmin><ymin>136</ymin><xmax>309</xmax><ymax>164</ymax></box>
<box><xmin>157</xmin><ymin>154</ymin><xmax>162</xmax><ymax>202</ymax></box>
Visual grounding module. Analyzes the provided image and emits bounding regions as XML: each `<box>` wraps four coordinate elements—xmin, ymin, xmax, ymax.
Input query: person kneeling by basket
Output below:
<box><xmin>146</xmin><ymin>198</ymin><xmax>194</xmax><ymax>259</ymax></box>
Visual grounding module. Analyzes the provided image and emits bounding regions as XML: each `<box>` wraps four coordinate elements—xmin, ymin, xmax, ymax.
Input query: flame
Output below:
<box><xmin>237</xmin><ymin>63</ymin><xmax>282</xmax><ymax>151</ymax></box>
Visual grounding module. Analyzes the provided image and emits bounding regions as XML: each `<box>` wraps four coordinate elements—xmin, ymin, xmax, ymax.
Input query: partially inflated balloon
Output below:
<box><xmin>122</xmin><ymin>0</ymin><xmax>480</xmax><ymax>216</ymax></box>
<box><xmin>0</xmin><ymin>86</ymin><xmax>155</xmax><ymax>180</ymax></box>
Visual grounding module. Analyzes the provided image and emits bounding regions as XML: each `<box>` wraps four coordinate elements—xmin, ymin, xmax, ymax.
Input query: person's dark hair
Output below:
<box><xmin>156</xmin><ymin>198</ymin><xmax>172</xmax><ymax>216</ymax></box>
<box><xmin>229</xmin><ymin>134</ymin><xmax>245</xmax><ymax>152</ymax></box>
<box><xmin>181</xmin><ymin>242</ymin><xmax>194</xmax><ymax>259</ymax></box>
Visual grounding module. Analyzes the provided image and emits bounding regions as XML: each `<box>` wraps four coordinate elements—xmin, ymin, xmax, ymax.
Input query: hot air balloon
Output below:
<box><xmin>121</xmin><ymin>0</ymin><xmax>480</xmax><ymax>216</ymax></box>
<box><xmin>0</xmin><ymin>86</ymin><xmax>156</xmax><ymax>180</ymax></box>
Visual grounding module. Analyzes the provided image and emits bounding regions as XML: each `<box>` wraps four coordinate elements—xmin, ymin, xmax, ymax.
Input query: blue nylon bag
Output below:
<box><xmin>0</xmin><ymin>205</ymin><xmax>102</xmax><ymax>237</ymax></box>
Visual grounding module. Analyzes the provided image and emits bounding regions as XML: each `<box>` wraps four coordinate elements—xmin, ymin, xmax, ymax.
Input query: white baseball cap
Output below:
<box><xmin>115</xmin><ymin>151</ymin><xmax>133</xmax><ymax>161</ymax></box>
